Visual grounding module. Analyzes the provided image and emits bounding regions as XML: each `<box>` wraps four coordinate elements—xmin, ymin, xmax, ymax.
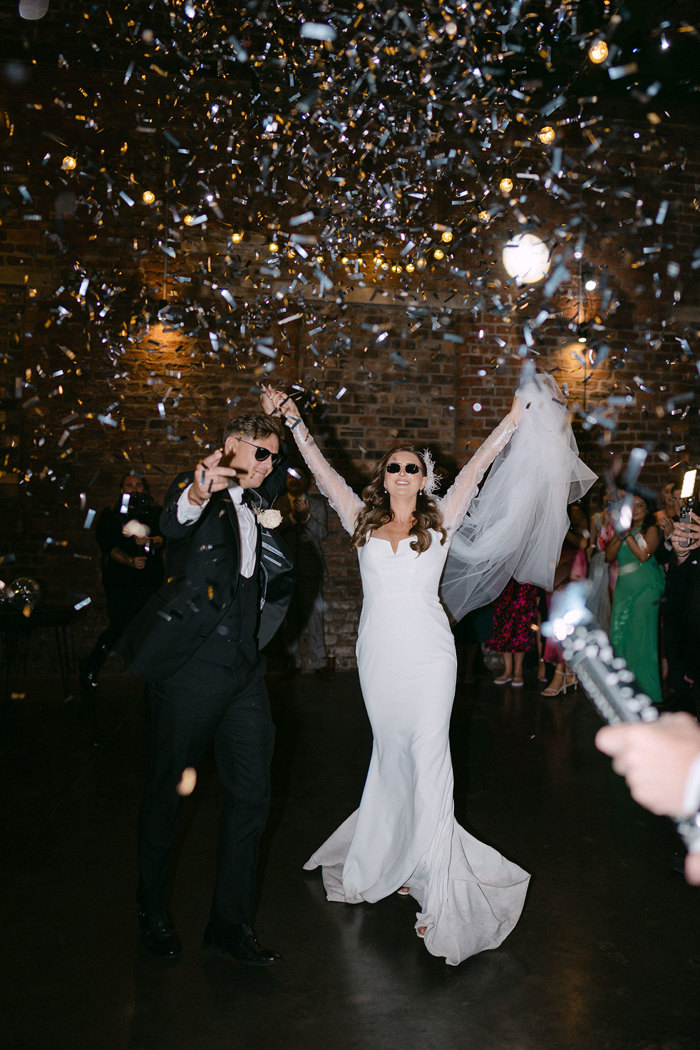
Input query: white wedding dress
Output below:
<box><xmin>287</xmin><ymin>375</ymin><xmax>594</xmax><ymax>964</ymax></box>
<box><xmin>290</xmin><ymin>410</ymin><xmax>533</xmax><ymax>966</ymax></box>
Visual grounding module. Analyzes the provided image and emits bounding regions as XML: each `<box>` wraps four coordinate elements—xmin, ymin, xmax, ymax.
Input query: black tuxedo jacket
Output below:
<box><xmin>117</xmin><ymin>453</ymin><xmax>294</xmax><ymax>680</ymax></box>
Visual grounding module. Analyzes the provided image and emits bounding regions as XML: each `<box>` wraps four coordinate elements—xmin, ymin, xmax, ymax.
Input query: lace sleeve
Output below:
<box><xmin>287</xmin><ymin>420</ymin><xmax>363</xmax><ymax>536</ymax></box>
<box><xmin>438</xmin><ymin>415</ymin><xmax>517</xmax><ymax>537</ymax></box>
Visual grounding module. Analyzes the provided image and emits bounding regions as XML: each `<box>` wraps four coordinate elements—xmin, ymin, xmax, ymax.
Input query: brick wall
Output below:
<box><xmin>2</xmin><ymin>90</ymin><xmax>699</xmax><ymax>671</ymax></box>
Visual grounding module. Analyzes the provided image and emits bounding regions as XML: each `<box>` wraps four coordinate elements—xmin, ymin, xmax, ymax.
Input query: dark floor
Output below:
<box><xmin>2</xmin><ymin>665</ymin><xmax>699</xmax><ymax>1050</ymax></box>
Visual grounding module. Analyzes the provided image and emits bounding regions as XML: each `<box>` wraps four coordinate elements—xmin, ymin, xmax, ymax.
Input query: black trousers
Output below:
<box><xmin>137</xmin><ymin>642</ymin><xmax>274</xmax><ymax>935</ymax></box>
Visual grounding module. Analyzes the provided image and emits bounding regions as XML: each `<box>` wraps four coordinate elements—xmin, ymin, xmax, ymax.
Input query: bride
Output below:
<box><xmin>263</xmin><ymin>375</ymin><xmax>593</xmax><ymax>965</ymax></box>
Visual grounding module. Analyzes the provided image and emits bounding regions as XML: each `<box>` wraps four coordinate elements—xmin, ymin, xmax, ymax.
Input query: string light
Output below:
<box><xmin>499</xmin><ymin>176</ymin><xmax>514</xmax><ymax>195</ymax></box>
<box><xmin>441</xmin><ymin>230</ymin><xmax>453</xmax><ymax>243</ymax></box>
<box><xmin>231</xmin><ymin>231</ymin><xmax>244</xmax><ymax>243</ymax></box>
<box><xmin>588</xmin><ymin>39</ymin><xmax>608</xmax><ymax>64</ymax></box>
<box><xmin>269</xmin><ymin>241</ymin><xmax>279</xmax><ymax>252</ymax></box>
<box><xmin>62</xmin><ymin>155</ymin><xmax>77</xmax><ymax>171</ymax></box>
<box><xmin>433</xmin><ymin>248</ymin><xmax>445</xmax><ymax>260</ymax></box>
<box><xmin>183</xmin><ymin>214</ymin><xmax>194</xmax><ymax>225</ymax></box>
<box><xmin>538</xmin><ymin>126</ymin><xmax>556</xmax><ymax>145</ymax></box>
<box><xmin>142</xmin><ymin>190</ymin><xmax>155</xmax><ymax>204</ymax></box>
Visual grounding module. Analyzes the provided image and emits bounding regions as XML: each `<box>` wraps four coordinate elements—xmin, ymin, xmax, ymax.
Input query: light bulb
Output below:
<box><xmin>502</xmin><ymin>233</ymin><xmax>551</xmax><ymax>284</ymax></box>
<box><xmin>62</xmin><ymin>155</ymin><xmax>77</xmax><ymax>171</ymax></box>
<box><xmin>441</xmin><ymin>230</ymin><xmax>453</xmax><ymax>243</ymax></box>
<box><xmin>142</xmin><ymin>190</ymin><xmax>155</xmax><ymax>204</ymax></box>
<box><xmin>499</xmin><ymin>177</ymin><xmax>514</xmax><ymax>195</ymax></box>
<box><xmin>231</xmin><ymin>231</ymin><xmax>244</xmax><ymax>243</ymax></box>
<box><xmin>538</xmin><ymin>125</ymin><xmax>556</xmax><ymax>144</ymax></box>
<box><xmin>588</xmin><ymin>39</ymin><xmax>608</xmax><ymax>64</ymax></box>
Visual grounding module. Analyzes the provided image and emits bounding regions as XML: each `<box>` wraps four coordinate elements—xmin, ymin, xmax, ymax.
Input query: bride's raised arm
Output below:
<box><xmin>438</xmin><ymin>393</ymin><xmax>523</xmax><ymax>536</ymax></box>
<box><xmin>262</xmin><ymin>385</ymin><xmax>363</xmax><ymax>536</ymax></box>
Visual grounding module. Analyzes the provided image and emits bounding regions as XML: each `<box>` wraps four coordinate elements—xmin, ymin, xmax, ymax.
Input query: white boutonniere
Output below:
<box><xmin>255</xmin><ymin>508</ymin><xmax>282</xmax><ymax>529</ymax></box>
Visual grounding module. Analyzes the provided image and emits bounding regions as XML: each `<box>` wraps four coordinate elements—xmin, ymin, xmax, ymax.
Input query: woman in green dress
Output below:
<box><xmin>606</xmin><ymin>493</ymin><xmax>665</xmax><ymax>703</ymax></box>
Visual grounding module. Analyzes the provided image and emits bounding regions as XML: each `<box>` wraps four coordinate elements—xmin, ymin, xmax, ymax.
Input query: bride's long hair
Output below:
<box><xmin>351</xmin><ymin>443</ymin><xmax>446</xmax><ymax>554</ymax></box>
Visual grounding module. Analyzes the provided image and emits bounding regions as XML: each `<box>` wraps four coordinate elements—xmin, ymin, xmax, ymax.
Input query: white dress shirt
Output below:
<box><xmin>177</xmin><ymin>483</ymin><xmax>257</xmax><ymax>578</ymax></box>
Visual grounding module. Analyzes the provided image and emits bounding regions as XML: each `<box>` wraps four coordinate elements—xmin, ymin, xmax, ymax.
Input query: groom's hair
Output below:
<box><xmin>222</xmin><ymin>414</ymin><xmax>284</xmax><ymax>444</ymax></box>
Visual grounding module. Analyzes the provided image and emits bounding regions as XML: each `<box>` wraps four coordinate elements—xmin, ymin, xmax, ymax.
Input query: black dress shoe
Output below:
<box><xmin>139</xmin><ymin>912</ymin><xmax>182</xmax><ymax>957</ymax></box>
<box><xmin>203</xmin><ymin>923</ymin><xmax>281</xmax><ymax>966</ymax></box>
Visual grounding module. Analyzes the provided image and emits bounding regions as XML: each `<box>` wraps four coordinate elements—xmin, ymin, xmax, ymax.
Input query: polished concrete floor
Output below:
<box><xmin>2</xmin><ymin>665</ymin><xmax>700</xmax><ymax>1050</ymax></box>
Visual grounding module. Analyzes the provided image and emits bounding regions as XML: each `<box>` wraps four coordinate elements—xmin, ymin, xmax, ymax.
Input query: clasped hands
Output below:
<box><xmin>261</xmin><ymin>384</ymin><xmax>296</xmax><ymax>422</ymax></box>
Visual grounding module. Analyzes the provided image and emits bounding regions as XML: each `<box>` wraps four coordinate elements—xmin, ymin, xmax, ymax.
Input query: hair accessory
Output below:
<box><xmin>420</xmin><ymin>448</ymin><xmax>440</xmax><ymax>498</ymax></box>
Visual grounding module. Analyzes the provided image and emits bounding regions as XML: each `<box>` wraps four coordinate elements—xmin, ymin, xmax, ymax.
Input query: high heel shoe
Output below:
<box><xmin>541</xmin><ymin>670</ymin><xmax>569</xmax><ymax>697</ymax></box>
<box><xmin>565</xmin><ymin>671</ymin><xmax>578</xmax><ymax>689</ymax></box>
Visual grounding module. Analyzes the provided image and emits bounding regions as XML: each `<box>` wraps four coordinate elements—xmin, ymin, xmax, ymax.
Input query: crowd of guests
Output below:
<box><xmin>485</xmin><ymin>476</ymin><xmax>700</xmax><ymax>715</ymax></box>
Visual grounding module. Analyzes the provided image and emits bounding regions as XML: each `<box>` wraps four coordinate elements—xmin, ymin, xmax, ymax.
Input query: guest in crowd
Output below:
<box><xmin>586</xmin><ymin>483</ymin><xmax>620</xmax><ymax>633</ymax></box>
<box><xmin>656</xmin><ymin>479</ymin><xmax>685</xmax><ymax>699</ymax></box>
<box><xmin>663</xmin><ymin>510</ymin><xmax>700</xmax><ymax>716</ymax></box>
<box><xmin>487</xmin><ymin>578</ymin><xmax>540</xmax><ymax>688</ymax></box>
<box><xmin>80</xmin><ymin>473</ymin><xmax>164</xmax><ymax>690</ymax></box>
<box><xmin>541</xmin><ymin>503</ymin><xmax>589</xmax><ymax>696</ymax></box>
<box><xmin>606</xmin><ymin>492</ymin><xmax>665</xmax><ymax>704</ymax></box>
<box><xmin>656</xmin><ymin>481</ymin><xmax>681</xmax><ymax>543</ymax></box>
<box><xmin>276</xmin><ymin>467</ymin><xmax>331</xmax><ymax>677</ymax></box>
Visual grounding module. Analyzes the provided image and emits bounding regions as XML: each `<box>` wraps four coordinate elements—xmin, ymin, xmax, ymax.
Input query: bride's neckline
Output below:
<box><xmin>370</xmin><ymin>534</ymin><xmax>410</xmax><ymax>556</ymax></box>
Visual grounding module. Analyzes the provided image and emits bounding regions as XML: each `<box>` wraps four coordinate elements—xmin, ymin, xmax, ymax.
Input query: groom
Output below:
<box><xmin>118</xmin><ymin>406</ymin><xmax>293</xmax><ymax>964</ymax></box>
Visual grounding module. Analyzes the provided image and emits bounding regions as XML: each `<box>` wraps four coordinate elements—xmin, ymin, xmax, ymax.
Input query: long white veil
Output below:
<box><xmin>440</xmin><ymin>373</ymin><xmax>596</xmax><ymax>623</ymax></box>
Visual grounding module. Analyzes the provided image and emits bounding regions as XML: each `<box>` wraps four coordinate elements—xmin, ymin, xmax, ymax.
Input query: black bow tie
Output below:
<box><xmin>242</xmin><ymin>490</ymin><xmax>261</xmax><ymax>510</ymax></box>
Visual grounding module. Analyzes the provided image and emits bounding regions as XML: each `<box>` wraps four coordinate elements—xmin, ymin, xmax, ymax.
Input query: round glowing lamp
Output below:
<box><xmin>502</xmin><ymin>233</ymin><xmax>551</xmax><ymax>284</ymax></box>
<box><xmin>231</xmin><ymin>231</ymin><xmax>244</xmax><ymax>243</ymax></box>
<box><xmin>62</xmin><ymin>155</ymin><xmax>77</xmax><ymax>171</ymax></box>
<box><xmin>499</xmin><ymin>176</ymin><xmax>514</xmax><ymax>195</ymax></box>
<box><xmin>588</xmin><ymin>39</ymin><xmax>608</xmax><ymax>64</ymax></box>
<box><xmin>441</xmin><ymin>230</ymin><xmax>453</xmax><ymax>243</ymax></box>
<box><xmin>142</xmin><ymin>190</ymin><xmax>155</xmax><ymax>204</ymax></box>
<box><xmin>538</xmin><ymin>125</ymin><xmax>556</xmax><ymax>145</ymax></box>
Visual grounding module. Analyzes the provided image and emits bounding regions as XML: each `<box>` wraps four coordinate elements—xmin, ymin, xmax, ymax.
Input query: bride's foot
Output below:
<box><xmin>397</xmin><ymin>886</ymin><xmax>410</xmax><ymax>895</ymax></box>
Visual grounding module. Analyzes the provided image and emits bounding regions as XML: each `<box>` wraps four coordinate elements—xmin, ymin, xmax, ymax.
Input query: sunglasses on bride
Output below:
<box><xmin>386</xmin><ymin>462</ymin><xmax>421</xmax><ymax>474</ymax></box>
